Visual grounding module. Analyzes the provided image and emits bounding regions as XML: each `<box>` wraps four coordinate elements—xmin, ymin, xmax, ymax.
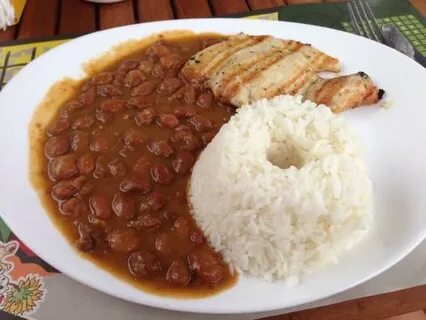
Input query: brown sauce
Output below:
<box><xmin>29</xmin><ymin>32</ymin><xmax>238</xmax><ymax>297</ymax></box>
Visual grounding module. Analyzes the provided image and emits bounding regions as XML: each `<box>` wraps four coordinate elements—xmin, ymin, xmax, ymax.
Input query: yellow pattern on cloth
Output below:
<box><xmin>1</xmin><ymin>275</ymin><xmax>44</xmax><ymax>315</ymax></box>
<box><xmin>244</xmin><ymin>12</ymin><xmax>279</xmax><ymax>21</ymax></box>
<box><xmin>0</xmin><ymin>0</ymin><xmax>26</xmax><ymax>30</ymax></box>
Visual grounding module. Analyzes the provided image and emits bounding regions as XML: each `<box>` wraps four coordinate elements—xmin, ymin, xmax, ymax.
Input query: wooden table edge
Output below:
<box><xmin>258</xmin><ymin>284</ymin><xmax>426</xmax><ymax>320</ymax></box>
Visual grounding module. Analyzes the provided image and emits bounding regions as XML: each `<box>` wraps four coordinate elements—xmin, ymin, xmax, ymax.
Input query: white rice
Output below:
<box><xmin>188</xmin><ymin>95</ymin><xmax>373</xmax><ymax>282</ymax></box>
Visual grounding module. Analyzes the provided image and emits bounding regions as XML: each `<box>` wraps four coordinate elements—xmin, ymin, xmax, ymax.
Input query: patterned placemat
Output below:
<box><xmin>342</xmin><ymin>14</ymin><xmax>426</xmax><ymax>55</ymax></box>
<box><xmin>0</xmin><ymin>2</ymin><xmax>424</xmax><ymax>319</ymax></box>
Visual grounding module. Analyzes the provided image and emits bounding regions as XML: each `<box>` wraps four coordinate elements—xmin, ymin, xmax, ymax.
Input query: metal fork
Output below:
<box><xmin>347</xmin><ymin>0</ymin><xmax>426</xmax><ymax>67</ymax></box>
<box><xmin>347</xmin><ymin>0</ymin><xmax>385</xmax><ymax>43</ymax></box>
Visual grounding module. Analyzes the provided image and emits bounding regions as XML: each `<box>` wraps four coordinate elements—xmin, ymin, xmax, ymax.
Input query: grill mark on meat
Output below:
<box><xmin>220</xmin><ymin>42</ymin><xmax>304</xmax><ymax>102</ymax></box>
<box><xmin>268</xmin><ymin>51</ymin><xmax>325</xmax><ymax>98</ymax></box>
<box><xmin>313</xmin><ymin>77</ymin><xmax>349</xmax><ymax>107</ymax></box>
<box><xmin>201</xmin><ymin>36</ymin><xmax>266</xmax><ymax>82</ymax></box>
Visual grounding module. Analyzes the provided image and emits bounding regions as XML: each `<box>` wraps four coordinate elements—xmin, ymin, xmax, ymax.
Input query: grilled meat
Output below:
<box><xmin>181</xmin><ymin>34</ymin><xmax>383</xmax><ymax>112</ymax></box>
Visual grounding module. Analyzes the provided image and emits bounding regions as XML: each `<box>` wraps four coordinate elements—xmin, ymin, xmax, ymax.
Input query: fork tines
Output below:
<box><xmin>347</xmin><ymin>0</ymin><xmax>384</xmax><ymax>43</ymax></box>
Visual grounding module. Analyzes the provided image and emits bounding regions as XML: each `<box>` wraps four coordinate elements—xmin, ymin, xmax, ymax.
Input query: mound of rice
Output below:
<box><xmin>188</xmin><ymin>95</ymin><xmax>373</xmax><ymax>282</ymax></box>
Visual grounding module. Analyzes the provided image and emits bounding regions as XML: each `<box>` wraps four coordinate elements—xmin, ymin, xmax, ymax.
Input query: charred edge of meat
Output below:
<box><xmin>357</xmin><ymin>71</ymin><xmax>368</xmax><ymax>78</ymax></box>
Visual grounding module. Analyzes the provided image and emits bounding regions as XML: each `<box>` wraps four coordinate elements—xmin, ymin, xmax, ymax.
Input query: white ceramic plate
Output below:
<box><xmin>0</xmin><ymin>19</ymin><xmax>425</xmax><ymax>314</ymax></box>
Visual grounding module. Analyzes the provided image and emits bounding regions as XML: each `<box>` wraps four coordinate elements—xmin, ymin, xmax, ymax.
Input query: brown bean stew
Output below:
<box><xmin>39</xmin><ymin>35</ymin><xmax>238</xmax><ymax>296</ymax></box>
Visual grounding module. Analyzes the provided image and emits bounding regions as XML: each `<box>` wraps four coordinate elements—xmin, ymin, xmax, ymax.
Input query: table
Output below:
<box><xmin>1</xmin><ymin>1</ymin><xmax>426</xmax><ymax>319</ymax></box>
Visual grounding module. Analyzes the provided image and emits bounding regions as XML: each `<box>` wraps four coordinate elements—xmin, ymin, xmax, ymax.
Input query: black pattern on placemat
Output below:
<box><xmin>0</xmin><ymin>310</ymin><xmax>26</xmax><ymax>320</ymax></box>
<box><xmin>0</xmin><ymin>51</ymin><xmax>10</xmax><ymax>90</ymax></box>
<box><xmin>30</xmin><ymin>47</ymin><xmax>36</xmax><ymax>61</ymax></box>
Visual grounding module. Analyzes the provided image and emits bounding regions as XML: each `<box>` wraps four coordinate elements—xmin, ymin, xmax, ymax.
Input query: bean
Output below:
<box><xmin>108</xmin><ymin>228</ymin><xmax>139</xmax><ymax>252</ymax></box>
<box><xmin>139</xmin><ymin>59</ymin><xmax>154</xmax><ymax>73</ymax></box>
<box><xmin>45</xmin><ymin>135</ymin><xmax>69</xmax><ymax>158</ymax></box>
<box><xmin>190</xmin><ymin>229</ymin><xmax>204</xmax><ymax>244</ymax></box>
<box><xmin>78</xmin><ymin>153</ymin><xmax>96</xmax><ymax>175</ymax></box>
<box><xmin>93</xmin><ymin>72</ymin><xmax>114</xmax><ymax>85</ymax></box>
<box><xmin>48</xmin><ymin>154</ymin><xmax>79</xmax><ymax>181</ymax></box>
<box><xmin>79</xmin><ymin>181</ymin><xmax>94</xmax><ymax>196</ymax></box>
<box><xmin>147</xmin><ymin>140</ymin><xmax>174</xmax><ymax>158</ymax></box>
<box><xmin>131</xmin><ymin>81</ymin><xmax>156</xmax><ymax>96</ymax></box>
<box><xmin>166</xmin><ymin>260</ymin><xmax>191</xmax><ymax>286</ymax></box>
<box><xmin>107</xmin><ymin>159</ymin><xmax>127</xmax><ymax>177</ymax></box>
<box><xmin>131</xmin><ymin>214</ymin><xmax>162</xmax><ymax>232</ymax></box>
<box><xmin>47</xmin><ymin>117</ymin><xmax>70</xmax><ymax>136</ymax></box>
<box><xmin>100</xmin><ymin>99</ymin><xmax>126</xmax><ymax>113</ymax></box>
<box><xmin>174</xmin><ymin>105</ymin><xmax>196</xmax><ymax>118</ymax></box>
<box><xmin>128</xmin><ymin>251</ymin><xmax>162</xmax><ymax>277</ymax></box>
<box><xmin>158</xmin><ymin>77</ymin><xmax>181</xmax><ymax>94</ymax></box>
<box><xmin>171</xmin><ymin>128</ymin><xmax>200</xmax><ymax>151</ymax></box>
<box><xmin>183</xmin><ymin>85</ymin><xmax>197</xmax><ymax>104</ymax></box>
<box><xmin>187</xmin><ymin>248</ymin><xmax>225</xmax><ymax>284</ymax></box>
<box><xmin>151</xmin><ymin>164</ymin><xmax>173</xmax><ymax>185</ymax></box>
<box><xmin>135</xmin><ymin>108</ymin><xmax>155</xmax><ymax>126</ymax></box>
<box><xmin>119</xmin><ymin>175</ymin><xmax>152</xmax><ymax>194</ymax></box>
<box><xmin>95</xmin><ymin>110</ymin><xmax>114</xmax><ymax>124</ymax></box>
<box><xmin>155</xmin><ymin>232</ymin><xmax>175</xmax><ymax>255</ymax></box>
<box><xmin>196</xmin><ymin>91</ymin><xmax>213</xmax><ymax>109</ymax></box>
<box><xmin>189</xmin><ymin>115</ymin><xmax>212</xmax><ymax>132</ymax></box>
<box><xmin>112</xmin><ymin>193</ymin><xmax>136</xmax><ymax>220</ymax></box>
<box><xmin>113</xmin><ymin>70</ymin><xmax>127</xmax><ymax>86</ymax></box>
<box><xmin>76</xmin><ymin>222</ymin><xmax>94</xmax><ymax>251</ymax></box>
<box><xmin>93</xmin><ymin>156</ymin><xmax>109</xmax><ymax>179</ymax></box>
<box><xmin>59</xmin><ymin>197</ymin><xmax>89</xmax><ymax>217</ymax></box>
<box><xmin>173</xmin><ymin>217</ymin><xmax>190</xmax><ymax>240</ymax></box>
<box><xmin>72</xmin><ymin>115</ymin><xmax>95</xmax><ymax>129</ymax></box>
<box><xmin>78</xmin><ymin>87</ymin><xmax>96</xmax><ymax>106</ymax></box>
<box><xmin>160</xmin><ymin>53</ymin><xmax>183</xmax><ymax>69</ymax></box>
<box><xmin>118</xmin><ymin>59</ymin><xmax>139</xmax><ymax>71</ymax></box>
<box><xmin>51</xmin><ymin>176</ymin><xmax>86</xmax><ymax>201</ymax></box>
<box><xmin>90</xmin><ymin>135</ymin><xmax>109</xmax><ymax>152</ymax></box>
<box><xmin>123</xmin><ymin>128</ymin><xmax>145</xmax><ymax>145</ymax></box>
<box><xmin>133</xmin><ymin>156</ymin><xmax>151</xmax><ymax>176</ymax></box>
<box><xmin>152</xmin><ymin>64</ymin><xmax>165</xmax><ymax>79</ymax></box>
<box><xmin>124</xmin><ymin>70</ymin><xmax>145</xmax><ymax>87</ymax></box>
<box><xmin>127</xmin><ymin>97</ymin><xmax>153</xmax><ymax>109</ymax></box>
<box><xmin>97</xmin><ymin>84</ymin><xmax>124</xmax><ymax>97</ymax></box>
<box><xmin>89</xmin><ymin>195</ymin><xmax>112</xmax><ymax>220</ymax></box>
<box><xmin>157</xmin><ymin>113</ymin><xmax>179</xmax><ymax>129</ymax></box>
<box><xmin>71</xmin><ymin>131</ymin><xmax>90</xmax><ymax>152</ymax></box>
<box><xmin>172</xmin><ymin>151</ymin><xmax>194</xmax><ymax>175</ymax></box>
<box><xmin>147</xmin><ymin>42</ymin><xmax>171</xmax><ymax>57</ymax></box>
<box><xmin>139</xmin><ymin>192</ymin><xmax>166</xmax><ymax>212</ymax></box>
<box><xmin>60</xmin><ymin>101</ymin><xmax>83</xmax><ymax>118</ymax></box>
